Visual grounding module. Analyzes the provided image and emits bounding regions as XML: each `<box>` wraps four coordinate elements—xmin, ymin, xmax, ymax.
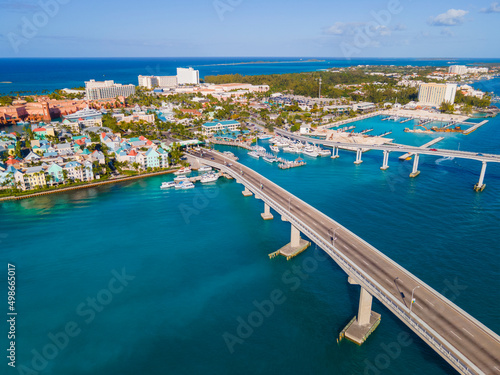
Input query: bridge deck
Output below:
<box><xmin>399</xmin><ymin>137</ymin><xmax>445</xmax><ymax>160</ymax></box>
<box><xmin>189</xmin><ymin>148</ymin><xmax>500</xmax><ymax>375</ymax></box>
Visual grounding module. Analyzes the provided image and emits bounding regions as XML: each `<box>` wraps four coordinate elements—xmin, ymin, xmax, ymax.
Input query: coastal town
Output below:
<box><xmin>0</xmin><ymin>64</ymin><xmax>498</xmax><ymax>196</ymax></box>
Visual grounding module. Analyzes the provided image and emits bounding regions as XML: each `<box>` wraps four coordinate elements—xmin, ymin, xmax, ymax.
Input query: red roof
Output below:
<box><xmin>146</xmin><ymin>140</ymin><xmax>153</xmax><ymax>146</ymax></box>
<box><xmin>139</xmin><ymin>136</ymin><xmax>146</xmax><ymax>141</ymax></box>
<box><xmin>33</xmin><ymin>127</ymin><xmax>46</xmax><ymax>132</ymax></box>
<box><xmin>101</xmin><ymin>132</ymin><xmax>106</xmax><ymax>138</ymax></box>
<box><xmin>10</xmin><ymin>132</ymin><xmax>17</xmax><ymax>136</ymax></box>
<box><xmin>128</xmin><ymin>150</ymin><xmax>138</xmax><ymax>156</ymax></box>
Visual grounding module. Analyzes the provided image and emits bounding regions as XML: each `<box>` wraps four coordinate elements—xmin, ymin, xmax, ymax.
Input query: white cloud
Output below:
<box><xmin>394</xmin><ymin>23</ymin><xmax>407</xmax><ymax>31</ymax></box>
<box><xmin>480</xmin><ymin>2</ymin><xmax>500</xmax><ymax>13</ymax></box>
<box><xmin>323</xmin><ymin>22</ymin><xmax>364</xmax><ymax>36</ymax></box>
<box><xmin>428</xmin><ymin>9</ymin><xmax>469</xmax><ymax>26</ymax></box>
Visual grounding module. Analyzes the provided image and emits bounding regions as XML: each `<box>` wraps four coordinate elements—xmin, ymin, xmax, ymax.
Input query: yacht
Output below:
<box><xmin>270</xmin><ymin>145</ymin><xmax>280</xmax><ymax>153</ymax></box>
<box><xmin>175</xmin><ymin>181</ymin><xmax>195</xmax><ymax>189</ymax></box>
<box><xmin>258</xmin><ymin>134</ymin><xmax>272</xmax><ymax>140</ymax></box>
<box><xmin>263</xmin><ymin>156</ymin><xmax>277</xmax><ymax>163</ymax></box>
<box><xmin>200</xmin><ymin>173</ymin><xmax>219</xmax><ymax>183</ymax></box>
<box><xmin>248</xmin><ymin>151</ymin><xmax>260</xmax><ymax>159</ymax></box>
<box><xmin>302</xmin><ymin>146</ymin><xmax>319</xmax><ymax>157</ymax></box>
<box><xmin>174</xmin><ymin>167</ymin><xmax>192</xmax><ymax>175</ymax></box>
<box><xmin>274</xmin><ymin>139</ymin><xmax>289</xmax><ymax>147</ymax></box>
<box><xmin>315</xmin><ymin>146</ymin><xmax>331</xmax><ymax>156</ymax></box>
<box><xmin>198</xmin><ymin>165</ymin><xmax>212</xmax><ymax>172</ymax></box>
<box><xmin>251</xmin><ymin>145</ymin><xmax>266</xmax><ymax>152</ymax></box>
<box><xmin>174</xmin><ymin>175</ymin><xmax>189</xmax><ymax>182</ymax></box>
<box><xmin>160</xmin><ymin>181</ymin><xmax>176</xmax><ymax>189</ymax></box>
<box><xmin>283</xmin><ymin>145</ymin><xmax>298</xmax><ymax>153</ymax></box>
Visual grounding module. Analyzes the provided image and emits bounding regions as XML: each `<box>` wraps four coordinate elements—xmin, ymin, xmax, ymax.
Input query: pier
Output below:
<box><xmin>463</xmin><ymin>120</ymin><xmax>488</xmax><ymax>135</ymax></box>
<box><xmin>399</xmin><ymin>137</ymin><xmax>445</xmax><ymax>160</ymax></box>
<box><xmin>188</xmin><ymin>148</ymin><xmax>500</xmax><ymax>375</ymax></box>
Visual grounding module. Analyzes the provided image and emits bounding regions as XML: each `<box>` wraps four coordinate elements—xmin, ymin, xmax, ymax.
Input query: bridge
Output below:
<box><xmin>275</xmin><ymin>129</ymin><xmax>500</xmax><ymax>191</ymax></box>
<box><xmin>187</xmin><ymin>148</ymin><xmax>500</xmax><ymax>375</ymax></box>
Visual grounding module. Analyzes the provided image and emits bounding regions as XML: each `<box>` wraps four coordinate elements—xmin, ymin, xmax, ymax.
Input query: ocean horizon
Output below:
<box><xmin>1</xmin><ymin>57</ymin><xmax>499</xmax><ymax>95</ymax></box>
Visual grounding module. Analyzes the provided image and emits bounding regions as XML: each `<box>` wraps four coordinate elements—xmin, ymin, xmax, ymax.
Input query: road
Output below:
<box><xmin>189</xmin><ymin>148</ymin><xmax>500</xmax><ymax>375</ymax></box>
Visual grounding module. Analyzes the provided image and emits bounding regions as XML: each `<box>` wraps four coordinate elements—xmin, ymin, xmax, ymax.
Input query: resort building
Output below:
<box><xmin>449</xmin><ymin>65</ymin><xmax>468</xmax><ymax>75</ymax></box>
<box><xmin>138</xmin><ymin>75</ymin><xmax>158</xmax><ymax>89</ymax></box>
<box><xmin>202</xmin><ymin>119</ymin><xmax>240</xmax><ymax>135</ymax></box>
<box><xmin>64</xmin><ymin>107</ymin><xmax>103</xmax><ymax>129</ymax></box>
<box><xmin>85</xmin><ymin>80</ymin><xmax>136</xmax><ymax>100</ymax></box>
<box><xmin>418</xmin><ymin>83</ymin><xmax>457</xmax><ymax>107</ymax></box>
<box><xmin>14</xmin><ymin>166</ymin><xmax>47</xmax><ymax>191</ymax></box>
<box><xmin>177</xmin><ymin>68</ymin><xmax>200</xmax><ymax>85</ymax></box>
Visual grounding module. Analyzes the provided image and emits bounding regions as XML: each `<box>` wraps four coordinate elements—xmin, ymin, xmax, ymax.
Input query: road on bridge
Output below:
<box><xmin>189</xmin><ymin>148</ymin><xmax>500</xmax><ymax>375</ymax></box>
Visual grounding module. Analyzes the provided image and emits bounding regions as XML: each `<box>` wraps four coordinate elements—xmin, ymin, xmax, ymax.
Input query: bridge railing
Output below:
<box><xmin>198</xmin><ymin>154</ymin><xmax>479</xmax><ymax>375</ymax></box>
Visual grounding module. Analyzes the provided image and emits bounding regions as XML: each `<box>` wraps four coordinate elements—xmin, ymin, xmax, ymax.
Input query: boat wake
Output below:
<box><xmin>435</xmin><ymin>156</ymin><xmax>455</xmax><ymax>165</ymax></box>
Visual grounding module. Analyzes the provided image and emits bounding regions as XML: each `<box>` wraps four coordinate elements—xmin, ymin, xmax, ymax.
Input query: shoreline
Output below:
<box><xmin>0</xmin><ymin>169</ymin><xmax>177</xmax><ymax>203</ymax></box>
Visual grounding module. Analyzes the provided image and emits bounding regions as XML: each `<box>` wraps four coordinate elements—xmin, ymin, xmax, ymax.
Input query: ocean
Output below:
<box><xmin>0</xmin><ymin>57</ymin><xmax>499</xmax><ymax>95</ymax></box>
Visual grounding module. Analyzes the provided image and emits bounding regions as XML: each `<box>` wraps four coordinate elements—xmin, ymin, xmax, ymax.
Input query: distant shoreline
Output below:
<box><xmin>199</xmin><ymin>59</ymin><xmax>325</xmax><ymax>67</ymax></box>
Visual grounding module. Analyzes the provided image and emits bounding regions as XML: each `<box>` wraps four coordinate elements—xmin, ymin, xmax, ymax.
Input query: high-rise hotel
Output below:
<box><xmin>418</xmin><ymin>83</ymin><xmax>457</xmax><ymax>107</ymax></box>
<box><xmin>85</xmin><ymin>80</ymin><xmax>136</xmax><ymax>100</ymax></box>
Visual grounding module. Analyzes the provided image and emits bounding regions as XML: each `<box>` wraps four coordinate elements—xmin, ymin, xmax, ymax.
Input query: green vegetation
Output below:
<box><xmin>455</xmin><ymin>91</ymin><xmax>491</xmax><ymax>108</ymax></box>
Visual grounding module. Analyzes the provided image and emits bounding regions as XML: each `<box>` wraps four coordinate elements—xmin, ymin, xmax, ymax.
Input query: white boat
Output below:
<box><xmin>222</xmin><ymin>151</ymin><xmax>235</xmax><ymax>158</ymax></box>
<box><xmin>198</xmin><ymin>165</ymin><xmax>212</xmax><ymax>172</ymax></box>
<box><xmin>317</xmin><ymin>148</ymin><xmax>331</xmax><ymax>156</ymax></box>
<box><xmin>174</xmin><ymin>175</ymin><xmax>189</xmax><ymax>182</ymax></box>
<box><xmin>248</xmin><ymin>151</ymin><xmax>260</xmax><ymax>159</ymax></box>
<box><xmin>263</xmin><ymin>156</ymin><xmax>277</xmax><ymax>163</ymax></box>
<box><xmin>251</xmin><ymin>145</ymin><xmax>266</xmax><ymax>152</ymax></box>
<box><xmin>283</xmin><ymin>146</ymin><xmax>299</xmax><ymax>153</ymax></box>
<box><xmin>270</xmin><ymin>145</ymin><xmax>280</xmax><ymax>153</ymax></box>
<box><xmin>302</xmin><ymin>146</ymin><xmax>319</xmax><ymax>157</ymax></box>
<box><xmin>174</xmin><ymin>167</ymin><xmax>192</xmax><ymax>175</ymax></box>
<box><xmin>175</xmin><ymin>181</ymin><xmax>195</xmax><ymax>189</ymax></box>
<box><xmin>200</xmin><ymin>173</ymin><xmax>219</xmax><ymax>183</ymax></box>
<box><xmin>160</xmin><ymin>181</ymin><xmax>176</xmax><ymax>189</ymax></box>
<box><xmin>274</xmin><ymin>140</ymin><xmax>289</xmax><ymax>147</ymax></box>
<box><xmin>258</xmin><ymin>134</ymin><xmax>272</xmax><ymax>140</ymax></box>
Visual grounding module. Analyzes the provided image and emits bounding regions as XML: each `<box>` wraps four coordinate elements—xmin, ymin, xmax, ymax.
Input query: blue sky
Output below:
<box><xmin>1</xmin><ymin>0</ymin><xmax>499</xmax><ymax>58</ymax></box>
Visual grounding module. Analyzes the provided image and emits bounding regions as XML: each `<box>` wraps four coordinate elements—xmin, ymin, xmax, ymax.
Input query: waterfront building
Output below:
<box><xmin>418</xmin><ymin>83</ymin><xmax>457</xmax><ymax>107</ymax></box>
<box><xmin>0</xmin><ymin>166</ymin><xmax>17</xmax><ymax>187</ymax></box>
<box><xmin>138</xmin><ymin>75</ymin><xmax>178</xmax><ymax>89</ymax></box>
<box><xmin>63</xmin><ymin>161</ymin><xmax>94</xmax><ymax>182</ymax></box>
<box><xmin>14</xmin><ymin>166</ymin><xmax>47</xmax><ymax>191</ymax></box>
<box><xmin>138</xmin><ymin>75</ymin><xmax>158</xmax><ymax>89</ymax></box>
<box><xmin>202</xmin><ymin>119</ymin><xmax>240</xmax><ymax>135</ymax></box>
<box><xmin>47</xmin><ymin>163</ymin><xmax>64</xmax><ymax>184</ymax></box>
<box><xmin>449</xmin><ymin>65</ymin><xmax>467</xmax><ymax>75</ymax></box>
<box><xmin>135</xmin><ymin>148</ymin><xmax>169</xmax><ymax>170</ymax></box>
<box><xmin>85</xmin><ymin>80</ymin><xmax>136</xmax><ymax>100</ymax></box>
<box><xmin>158</xmin><ymin>76</ymin><xmax>178</xmax><ymax>87</ymax></box>
<box><xmin>177</xmin><ymin>68</ymin><xmax>200</xmax><ymax>85</ymax></box>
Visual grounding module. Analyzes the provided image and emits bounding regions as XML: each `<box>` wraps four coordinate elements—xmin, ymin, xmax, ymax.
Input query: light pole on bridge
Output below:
<box><xmin>410</xmin><ymin>286</ymin><xmax>420</xmax><ymax>315</ymax></box>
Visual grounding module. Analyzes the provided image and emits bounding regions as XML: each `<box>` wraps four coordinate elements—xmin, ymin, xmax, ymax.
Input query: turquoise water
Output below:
<box><xmin>1</xmin><ymin>91</ymin><xmax>500</xmax><ymax>373</ymax></box>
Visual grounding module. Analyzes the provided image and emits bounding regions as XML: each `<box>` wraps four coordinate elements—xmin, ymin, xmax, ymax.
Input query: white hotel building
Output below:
<box><xmin>85</xmin><ymin>80</ymin><xmax>136</xmax><ymax>100</ymax></box>
<box><xmin>177</xmin><ymin>67</ymin><xmax>199</xmax><ymax>85</ymax></box>
<box><xmin>418</xmin><ymin>83</ymin><xmax>457</xmax><ymax>107</ymax></box>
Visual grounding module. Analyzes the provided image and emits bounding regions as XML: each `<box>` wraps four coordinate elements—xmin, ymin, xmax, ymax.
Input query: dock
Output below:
<box><xmin>463</xmin><ymin>120</ymin><xmax>488</xmax><ymax>135</ymax></box>
<box><xmin>399</xmin><ymin>137</ymin><xmax>445</xmax><ymax>160</ymax></box>
<box><xmin>268</xmin><ymin>239</ymin><xmax>310</xmax><ymax>261</ymax></box>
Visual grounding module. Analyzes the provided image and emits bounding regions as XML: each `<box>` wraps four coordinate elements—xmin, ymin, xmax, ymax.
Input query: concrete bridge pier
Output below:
<box><xmin>340</xmin><ymin>279</ymin><xmax>381</xmax><ymax>345</ymax></box>
<box><xmin>474</xmin><ymin>161</ymin><xmax>487</xmax><ymax>192</ymax></box>
<box><xmin>409</xmin><ymin>153</ymin><xmax>420</xmax><ymax>178</ymax></box>
<box><xmin>354</xmin><ymin>148</ymin><xmax>363</xmax><ymax>164</ymax></box>
<box><xmin>261</xmin><ymin>203</ymin><xmax>274</xmax><ymax>220</ymax></box>
<box><xmin>242</xmin><ymin>186</ymin><xmax>253</xmax><ymax>197</ymax></box>
<box><xmin>380</xmin><ymin>150</ymin><xmax>390</xmax><ymax>170</ymax></box>
<box><xmin>269</xmin><ymin>224</ymin><xmax>311</xmax><ymax>260</ymax></box>
<box><xmin>331</xmin><ymin>147</ymin><xmax>340</xmax><ymax>159</ymax></box>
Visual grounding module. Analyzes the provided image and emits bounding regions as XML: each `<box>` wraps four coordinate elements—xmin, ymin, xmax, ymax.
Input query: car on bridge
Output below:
<box><xmin>430</xmin><ymin>148</ymin><xmax>438</xmax><ymax>151</ymax></box>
